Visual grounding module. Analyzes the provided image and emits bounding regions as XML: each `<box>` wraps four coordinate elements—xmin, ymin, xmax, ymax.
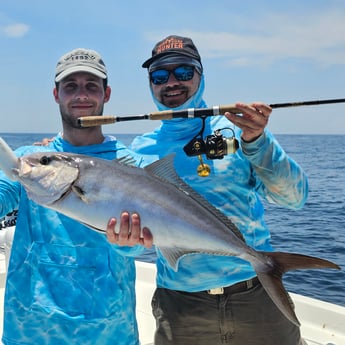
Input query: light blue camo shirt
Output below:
<box><xmin>131</xmin><ymin>75</ymin><xmax>308</xmax><ymax>292</ymax></box>
<box><xmin>0</xmin><ymin>134</ymin><xmax>144</xmax><ymax>345</ymax></box>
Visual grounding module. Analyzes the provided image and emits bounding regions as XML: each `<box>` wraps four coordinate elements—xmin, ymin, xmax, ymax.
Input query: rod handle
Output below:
<box><xmin>218</xmin><ymin>104</ymin><xmax>242</xmax><ymax>114</ymax></box>
<box><xmin>149</xmin><ymin>110</ymin><xmax>175</xmax><ymax>120</ymax></box>
<box><xmin>78</xmin><ymin>116</ymin><xmax>116</xmax><ymax>127</ymax></box>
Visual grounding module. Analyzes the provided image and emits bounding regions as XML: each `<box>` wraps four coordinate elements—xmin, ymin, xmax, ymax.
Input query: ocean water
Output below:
<box><xmin>1</xmin><ymin>132</ymin><xmax>344</xmax><ymax>307</ymax></box>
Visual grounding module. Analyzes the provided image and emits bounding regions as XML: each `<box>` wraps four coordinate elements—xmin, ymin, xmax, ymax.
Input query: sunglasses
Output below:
<box><xmin>150</xmin><ymin>65</ymin><xmax>195</xmax><ymax>85</ymax></box>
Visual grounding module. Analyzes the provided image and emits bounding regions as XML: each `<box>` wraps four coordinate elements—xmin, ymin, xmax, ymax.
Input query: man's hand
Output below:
<box><xmin>33</xmin><ymin>137</ymin><xmax>54</xmax><ymax>146</ymax></box>
<box><xmin>224</xmin><ymin>102</ymin><xmax>272</xmax><ymax>142</ymax></box>
<box><xmin>106</xmin><ymin>212</ymin><xmax>153</xmax><ymax>248</ymax></box>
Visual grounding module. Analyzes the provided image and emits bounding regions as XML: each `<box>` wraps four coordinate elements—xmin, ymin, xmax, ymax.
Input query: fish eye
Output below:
<box><xmin>40</xmin><ymin>156</ymin><xmax>51</xmax><ymax>165</ymax></box>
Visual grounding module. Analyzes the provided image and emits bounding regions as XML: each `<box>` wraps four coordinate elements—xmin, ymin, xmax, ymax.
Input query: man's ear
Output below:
<box><xmin>104</xmin><ymin>86</ymin><xmax>111</xmax><ymax>103</ymax></box>
<box><xmin>53</xmin><ymin>88</ymin><xmax>59</xmax><ymax>104</ymax></box>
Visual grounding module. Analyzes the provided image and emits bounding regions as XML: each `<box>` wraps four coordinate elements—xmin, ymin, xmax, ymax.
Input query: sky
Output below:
<box><xmin>1</xmin><ymin>0</ymin><xmax>345</xmax><ymax>135</ymax></box>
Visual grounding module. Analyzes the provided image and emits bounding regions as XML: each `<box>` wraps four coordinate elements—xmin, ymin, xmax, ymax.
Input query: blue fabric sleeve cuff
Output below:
<box><xmin>240</xmin><ymin>132</ymin><xmax>266</xmax><ymax>156</ymax></box>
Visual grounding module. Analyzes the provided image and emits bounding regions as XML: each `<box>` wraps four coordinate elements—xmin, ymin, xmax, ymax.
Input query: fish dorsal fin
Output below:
<box><xmin>144</xmin><ymin>154</ymin><xmax>182</xmax><ymax>187</ymax></box>
<box><xmin>145</xmin><ymin>154</ymin><xmax>245</xmax><ymax>242</ymax></box>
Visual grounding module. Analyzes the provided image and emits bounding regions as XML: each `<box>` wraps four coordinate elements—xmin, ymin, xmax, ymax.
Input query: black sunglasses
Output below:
<box><xmin>150</xmin><ymin>65</ymin><xmax>195</xmax><ymax>85</ymax></box>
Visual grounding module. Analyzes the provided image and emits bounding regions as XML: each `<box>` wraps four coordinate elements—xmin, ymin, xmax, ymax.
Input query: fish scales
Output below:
<box><xmin>22</xmin><ymin>153</ymin><xmax>248</xmax><ymax>257</ymax></box>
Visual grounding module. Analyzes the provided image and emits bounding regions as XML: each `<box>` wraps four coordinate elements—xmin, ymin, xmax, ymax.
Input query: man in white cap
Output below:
<box><xmin>0</xmin><ymin>48</ymin><xmax>152</xmax><ymax>345</ymax></box>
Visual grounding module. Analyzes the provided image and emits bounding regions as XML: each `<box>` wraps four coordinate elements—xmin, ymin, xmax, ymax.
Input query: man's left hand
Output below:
<box><xmin>106</xmin><ymin>212</ymin><xmax>153</xmax><ymax>248</ymax></box>
<box><xmin>224</xmin><ymin>102</ymin><xmax>272</xmax><ymax>142</ymax></box>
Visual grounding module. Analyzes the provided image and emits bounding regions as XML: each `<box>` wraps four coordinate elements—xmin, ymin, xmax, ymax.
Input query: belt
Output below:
<box><xmin>206</xmin><ymin>277</ymin><xmax>260</xmax><ymax>295</ymax></box>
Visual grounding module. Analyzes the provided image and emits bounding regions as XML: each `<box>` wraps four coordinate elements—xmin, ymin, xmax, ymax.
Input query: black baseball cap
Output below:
<box><xmin>142</xmin><ymin>35</ymin><xmax>202</xmax><ymax>69</ymax></box>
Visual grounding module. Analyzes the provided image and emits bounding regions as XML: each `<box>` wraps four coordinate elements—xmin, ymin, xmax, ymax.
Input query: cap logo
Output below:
<box><xmin>142</xmin><ymin>35</ymin><xmax>201</xmax><ymax>69</ymax></box>
<box><xmin>156</xmin><ymin>37</ymin><xmax>184</xmax><ymax>54</ymax></box>
<box><xmin>64</xmin><ymin>53</ymin><xmax>98</xmax><ymax>63</ymax></box>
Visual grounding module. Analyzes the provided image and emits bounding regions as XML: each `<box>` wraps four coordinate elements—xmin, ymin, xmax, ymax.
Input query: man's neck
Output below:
<box><xmin>61</xmin><ymin>127</ymin><xmax>105</xmax><ymax>146</ymax></box>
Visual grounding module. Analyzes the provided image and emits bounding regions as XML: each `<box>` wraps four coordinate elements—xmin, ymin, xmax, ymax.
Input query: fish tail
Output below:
<box><xmin>255</xmin><ymin>251</ymin><xmax>340</xmax><ymax>326</ymax></box>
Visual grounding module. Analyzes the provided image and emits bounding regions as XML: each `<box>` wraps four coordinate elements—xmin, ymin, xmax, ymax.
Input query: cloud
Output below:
<box><xmin>147</xmin><ymin>9</ymin><xmax>345</xmax><ymax>68</ymax></box>
<box><xmin>2</xmin><ymin>23</ymin><xmax>30</xmax><ymax>37</ymax></box>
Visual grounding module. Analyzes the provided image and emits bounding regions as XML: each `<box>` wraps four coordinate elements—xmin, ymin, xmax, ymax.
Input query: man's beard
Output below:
<box><xmin>159</xmin><ymin>86</ymin><xmax>189</xmax><ymax>108</ymax></box>
<box><xmin>60</xmin><ymin>105</ymin><xmax>104</xmax><ymax>129</ymax></box>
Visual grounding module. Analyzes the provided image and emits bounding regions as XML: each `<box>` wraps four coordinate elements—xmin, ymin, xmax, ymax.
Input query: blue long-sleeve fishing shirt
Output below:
<box><xmin>131</xmin><ymin>110</ymin><xmax>308</xmax><ymax>292</ymax></box>
<box><xmin>0</xmin><ymin>134</ymin><xmax>144</xmax><ymax>345</ymax></box>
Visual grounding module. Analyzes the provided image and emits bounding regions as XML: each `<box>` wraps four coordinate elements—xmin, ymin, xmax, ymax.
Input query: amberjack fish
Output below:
<box><xmin>0</xmin><ymin>141</ymin><xmax>340</xmax><ymax>326</ymax></box>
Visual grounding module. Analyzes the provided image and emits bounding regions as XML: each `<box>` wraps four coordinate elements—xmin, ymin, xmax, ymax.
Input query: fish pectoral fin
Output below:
<box><xmin>72</xmin><ymin>185</ymin><xmax>89</xmax><ymax>203</ymax></box>
<box><xmin>159</xmin><ymin>247</ymin><xmax>200</xmax><ymax>272</ymax></box>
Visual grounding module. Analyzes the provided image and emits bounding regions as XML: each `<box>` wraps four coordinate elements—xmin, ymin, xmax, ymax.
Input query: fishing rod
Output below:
<box><xmin>77</xmin><ymin>98</ymin><xmax>345</xmax><ymax>127</ymax></box>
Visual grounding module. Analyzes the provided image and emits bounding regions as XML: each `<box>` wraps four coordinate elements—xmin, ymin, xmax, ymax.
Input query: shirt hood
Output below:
<box><xmin>150</xmin><ymin>75</ymin><xmax>209</xmax><ymax>139</ymax></box>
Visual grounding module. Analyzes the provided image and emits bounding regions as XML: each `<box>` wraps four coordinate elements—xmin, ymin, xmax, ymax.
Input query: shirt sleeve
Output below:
<box><xmin>110</xmin><ymin>243</ymin><xmax>148</xmax><ymax>257</ymax></box>
<box><xmin>241</xmin><ymin>130</ymin><xmax>308</xmax><ymax>209</ymax></box>
<box><xmin>0</xmin><ymin>171</ymin><xmax>21</xmax><ymax>217</ymax></box>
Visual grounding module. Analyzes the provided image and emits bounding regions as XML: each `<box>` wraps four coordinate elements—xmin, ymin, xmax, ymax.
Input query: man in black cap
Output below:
<box><xmin>127</xmin><ymin>35</ymin><xmax>308</xmax><ymax>344</ymax></box>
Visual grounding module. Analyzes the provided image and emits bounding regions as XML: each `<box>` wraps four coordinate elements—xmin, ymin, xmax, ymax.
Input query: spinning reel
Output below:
<box><xmin>183</xmin><ymin>117</ymin><xmax>239</xmax><ymax>177</ymax></box>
